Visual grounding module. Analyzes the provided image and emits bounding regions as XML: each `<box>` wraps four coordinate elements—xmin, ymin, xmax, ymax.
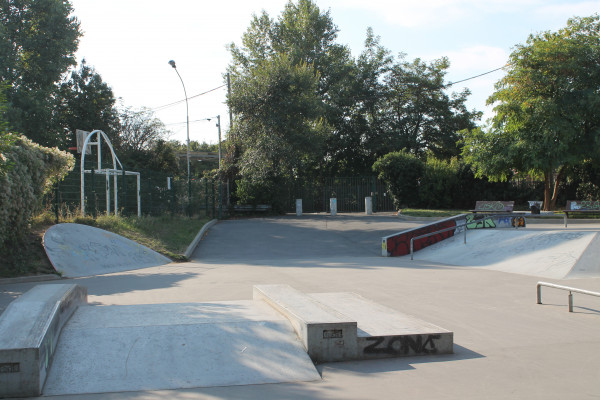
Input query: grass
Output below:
<box><xmin>0</xmin><ymin>213</ymin><xmax>212</xmax><ymax>278</ymax></box>
<box><xmin>398</xmin><ymin>208</ymin><xmax>469</xmax><ymax>217</ymax></box>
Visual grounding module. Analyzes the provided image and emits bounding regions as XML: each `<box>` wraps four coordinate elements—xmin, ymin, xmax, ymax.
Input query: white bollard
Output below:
<box><xmin>330</xmin><ymin>198</ymin><xmax>337</xmax><ymax>216</ymax></box>
<box><xmin>296</xmin><ymin>199</ymin><xmax>302</xmax><ymax>216</ymax></box>
<box><xmin>365</xmin><ymin>196</ymin><xmax>373</xmax><ymax>215</ymax></box>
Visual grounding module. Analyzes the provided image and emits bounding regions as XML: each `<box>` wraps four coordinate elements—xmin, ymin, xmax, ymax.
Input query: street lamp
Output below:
<box><xmin>168</xmin><ymin>60</ymin><xmax>191</xmax><ymax>211</ymax></box>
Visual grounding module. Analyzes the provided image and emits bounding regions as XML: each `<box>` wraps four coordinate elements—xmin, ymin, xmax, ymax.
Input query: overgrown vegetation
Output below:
<box><xmin>0</xmin><ymin>213</ymin><xmax>211</xmax><ymax>278</ymax></box>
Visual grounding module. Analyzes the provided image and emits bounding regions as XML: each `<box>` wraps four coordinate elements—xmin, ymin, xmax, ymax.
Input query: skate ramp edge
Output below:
<box><xmin>254</xmin><ymin>284</ymin><xmax>453</xmax><ymax>363</ymax></box>
<box><xmin>382</xmin><ymin>214</ymin><xmax>467</xmax><ymax>257</ymax></box>
<box><xmin>0</xmin><ymin>284</ymin><xmax>87</xmax><ymax>398</ymax></box>
<box><xmin>567</xmin><ymin>232</ymin><xmax>600</xmax><ymax>279</ymax></box>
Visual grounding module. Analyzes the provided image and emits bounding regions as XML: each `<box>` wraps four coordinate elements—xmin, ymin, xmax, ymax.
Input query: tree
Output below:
<box><xmin>55</xmin><ymin>60</ymin><xmax>120</xmax><ymax>149</ymax></box>
<box><xmin>385</xmin><ymin>57</ymin><xmax>480</xmax><ymax>160</ymax></box>
<box><xmin>0</xmin><ymin>0</ymin><xmax>81</xmax><ymax>146</ymax></box>
<box><xmin>228</xmin><ymin>53</ymin><xmax>327</xmax><ymax>209</ymax></box>
<box><xmin>117</xmin><ymin>106</ymin><xmax>170</xmax><ymax>153</ymax></box>
<box><xmin>462</xmin><ymin>15</ymin><xmax>600</xmax><ymax>210</ymax></box>
<box><xmin>227</xmin><ymin>0</ymin><xmax>348</xmax><ymax>206</ymax></box>
<box><xmin>372</xmin><ymin>150</ymin><xmax>424</xmax><ymax>208</ymax></box>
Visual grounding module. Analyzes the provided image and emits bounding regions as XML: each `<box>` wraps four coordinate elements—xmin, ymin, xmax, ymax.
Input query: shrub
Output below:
<box><xmin>419</xmin><ymin>157</ymin><xmax>459</xmax><ymax>209</ymax></box>
<box><xmin>0</xmin><ymin>136</ymin><xmax>75</xmax><ymax>262</ymax></box>
<box><xmin>373</xmin><ymin>151</ymin><xmax>424</xmax><ymax>209</ymax></box>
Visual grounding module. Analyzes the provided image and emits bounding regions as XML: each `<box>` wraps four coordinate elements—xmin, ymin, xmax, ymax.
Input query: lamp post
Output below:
<box><xmin>168</xmin><ymin>60</ymin><xmax>191</xmax><ymax>213</ymax></box>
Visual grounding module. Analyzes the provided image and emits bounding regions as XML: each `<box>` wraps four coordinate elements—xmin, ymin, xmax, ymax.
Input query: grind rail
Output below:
<box><xmin>537</xmin><ymin>282</ymin><xmax>600</xmax><ymax>312</ymax></box>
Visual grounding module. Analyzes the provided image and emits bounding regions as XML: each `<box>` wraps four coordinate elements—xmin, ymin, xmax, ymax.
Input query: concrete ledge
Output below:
<box><xmin>311</xmin><ymin>292</ymin><xmax>453</xmax><ymax>359</ymax></box>
<box><xmin>0</xmin><ymin>284</ymin><xmax>87</xmax><ymax>398</ymax></box>
<box><xmin>253</xmin><ymin>284</ymin><xmax>357</xmax><ymax>362</ymax></box>
<box><xmin>184</xmin><ymin>219</ymin><xmax>218</xmax><ymax>259</ymax></box>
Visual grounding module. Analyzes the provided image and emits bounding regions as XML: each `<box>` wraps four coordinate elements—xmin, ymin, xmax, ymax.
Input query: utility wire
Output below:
<box><xmin>445</xmin><ymin>64</ymin><xmax>509</xmax><ymax>87</ymax></box>
<box><xmin>152</xmin><ymin>85</ymin><xmax>226</xmax><ymax>112</ymax></box>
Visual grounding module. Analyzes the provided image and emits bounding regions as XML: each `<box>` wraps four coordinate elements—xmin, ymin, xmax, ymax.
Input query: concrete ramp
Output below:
<box><xmin>43</xmin><ymin>223</ymin><xmax>171</xmax><ymax>277</ymax></box>
<box><xmin>411</xmin><ymin>229</ymin><xmax>600</xmax><ymax>279</ymax></box>
<box><xmin>43</xmin><ymin>301</ymin><xmax>320</xmax><ymax>396</ymax></box>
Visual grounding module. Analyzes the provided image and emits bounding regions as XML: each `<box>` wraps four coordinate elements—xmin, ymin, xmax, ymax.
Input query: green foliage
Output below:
<box><xmin>0</xmin><ymin>135</ymin><xmax>74</xmax><ymax>269</ymax></box>
<box><xmin>56</xmin><ymin>60</ymin><xmax>120</xmax><ymax>149</ymax></box>
<box><xmin>372</xmin><ymin>151</ymin><xmax>424</xmax><ymax>208</ymax></box>
<box><xmin>0</xmin><ymin>84</ymin><xmax>16</xmax><ymax>174</ymax></box>
<box><xmin>385</xmin><ymin>57</ymin><xmax>480</xmax><ymax>160</ymax></box>
<box><xmin>418</xmin><ymin>157</ymin><xmax>460</xmax><ymax>209</ymax></box>
<box><xmin>229</xmin><ymin>50</ymin><xmax>328</xmax><ymax>208</ymax></box>
<box><xmin>462</xmin><ymin>15</ymin><xmax>600</xmax><ymax>209</ymax></box>
<box><xmin>226</xmin><ymin>0</ymin><xmax>481</xmax><ymax>193</ymax></box>
<box><xmin>1</xmin><ymin>0</ymin><xmax>81</xmax><ymax>146</ymax></box>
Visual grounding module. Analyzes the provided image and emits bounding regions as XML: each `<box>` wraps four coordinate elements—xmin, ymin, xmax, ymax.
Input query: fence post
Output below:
<box><xmin>54</xmin><ymin>180</ymin><xmax>60</xmax><ymax>224</ymax></box>
<box><xmin>121</xmin><ymin>169</ymin><xmax>126</xmax><ymax>216</ymax></box>
<box><xmin>211</xmin><ymin>180</ymin><xmax>216</xmax><ymax>219</ymax></box>
<box><xmin>204</xmin><ymin>178</ymin><xmax>209</xmax><ymax>217</ymax></box>
<box><xmin>371</xmin><ymin>176</ymin><xmax>377</xmax><ymax>213</ymax></box>
<box><xmin>90</xmin><ymin>168</ymin><xmax>97</xmax><ymax>219</ymax></box>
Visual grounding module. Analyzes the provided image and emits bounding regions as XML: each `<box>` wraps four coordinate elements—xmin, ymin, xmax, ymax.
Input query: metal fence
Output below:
<box><xmin>287</xmin><ymin>176</ymin><xmax>396</xmax><ymax>213</ymax></box>
<box><xmin>47</xmin><ymin>165</ymin><xmax>223</xmax><ymax>221</ymax></box>
<box><xmin>46</xmin><ymin>164</ymin><xmax>396</xmax><ymax>221</ymax></box>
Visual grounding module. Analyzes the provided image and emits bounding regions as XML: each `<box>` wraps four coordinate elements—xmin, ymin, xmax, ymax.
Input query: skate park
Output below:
<box><xmin>1</xmin><ymin>213</ymin><xmax>600</xmax><ymax>399</ymax></box>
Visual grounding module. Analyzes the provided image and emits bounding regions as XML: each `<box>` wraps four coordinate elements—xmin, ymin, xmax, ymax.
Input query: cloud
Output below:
<box><xmin>332</xmin><ymin>0</ymin><xmax>596</xmax><ymax>28</ymax></box>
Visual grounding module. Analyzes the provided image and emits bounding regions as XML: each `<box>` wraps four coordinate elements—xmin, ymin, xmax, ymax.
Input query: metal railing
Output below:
<box><xmin>409</xmin><ymin>214</ymin><xmax>511</xmax><ymax>260</ymax></box>
<box><xmin>537</xmin><ymin>282</ymin><xmax>600</xmax><ymax>312</ymax></box>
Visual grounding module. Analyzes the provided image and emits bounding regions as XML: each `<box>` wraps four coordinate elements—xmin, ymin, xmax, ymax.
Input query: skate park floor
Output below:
<box><xmin>1</xmin><ymin>213</ymin><xmax>600</xmax><ymax>399</ymax></box>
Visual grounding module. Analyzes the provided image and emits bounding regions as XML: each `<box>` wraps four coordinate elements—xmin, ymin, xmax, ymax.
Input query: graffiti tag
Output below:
<box><xmin>364</xmin><ymin>334</ymin><xmax>441</xmax><ymax>355</ymax></box>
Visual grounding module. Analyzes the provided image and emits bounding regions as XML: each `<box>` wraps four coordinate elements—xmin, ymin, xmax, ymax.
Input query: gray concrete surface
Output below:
<box><xmin>1</xmin><ymin>214</ymin><xmax>600</xmax><ymax>399</ymax></box>
<box><xmin>43</xmin><ymin>301</ymin><xmax>320</xmax><ymax>396</ymax></box>
<box><xmin>43</xmin><ymin>224</ymin><xmax>171</xmax><ymax>277</ymax></box>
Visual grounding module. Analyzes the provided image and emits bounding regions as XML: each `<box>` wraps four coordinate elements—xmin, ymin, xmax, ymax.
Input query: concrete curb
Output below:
<box><xmin>184</xmin><ymin>219</ymin><xmax>218</xmax><ymax>259</ymax></box>
<box><xmin>0</xmin><ymin>274</ymin><xmax>62</xmax><ymax>285</ymax></box>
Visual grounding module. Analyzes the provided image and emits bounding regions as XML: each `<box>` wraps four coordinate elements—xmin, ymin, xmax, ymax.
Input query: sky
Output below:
<box><xmin>68</xmin><ymin>0</ymin><xmax>599</xmax><ymax>145</ymax></box>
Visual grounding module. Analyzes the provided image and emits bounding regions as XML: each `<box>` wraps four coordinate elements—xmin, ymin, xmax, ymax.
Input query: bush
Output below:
<box><xmin>0</xmin><ymin>136</ymin><xmax>74</xmax><ymax>262</ymax></box>
<box><xmin>373</xmin><ymin>151</ymin><xmax>424</xmax><ymax>208</ymax></box>
<box><xmin>419</xmin><ymin>157</ymin><xmax>459</xmax><ymax>209</ymax></box>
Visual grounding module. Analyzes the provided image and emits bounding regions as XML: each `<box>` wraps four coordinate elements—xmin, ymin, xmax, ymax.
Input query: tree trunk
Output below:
<box><xmin>543</xmin><ymin>171</ymin><xmax>552</xmax><ymax>211</ymax></box>
<box><xmin>550</xmin><ymin>165</ymin><xmax>565</xmax><ymax>211</ymax></box>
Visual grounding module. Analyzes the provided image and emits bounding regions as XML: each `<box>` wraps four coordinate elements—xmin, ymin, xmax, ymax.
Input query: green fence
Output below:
<box><xmin>288</xmin><ymin>176</ymin><xmax>395</xmax><ymax>213</ymax></box>
<box><xmin>47</xmin><ymin>164</ymin><xmax>395</xmax><ymax>220</ymax></box>
<box><xmin>47</xmin><ymin>163</ymin><xmax>222</xmax><ymax>221</ymax></box>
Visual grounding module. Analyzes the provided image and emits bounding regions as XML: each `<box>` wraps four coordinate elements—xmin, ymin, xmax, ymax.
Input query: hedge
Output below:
<box><xmin>0</xmin><ymin>135</ymin><xmax>74</xmax><ymax>253</ymax></box>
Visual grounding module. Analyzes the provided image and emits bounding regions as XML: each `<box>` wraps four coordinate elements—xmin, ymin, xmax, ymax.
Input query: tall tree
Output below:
<box><xmin>461</xmin><ymin>15</ymin><xmax>600</xmax><ymax>210</ymax></box>
<box><xmin>385</xmin><ymin>57</ymin><xmax>480</xmax><ymax>160</ymax></box>
<box><xmin>227</xmin><ymin>0</ymin><xmax>349</xmax><ymax>205</ymax></box>
<box><xmin>228</xmin><ymin>54</ymin><xmax>326</xmax><ymax>208</ymax></box>
<box><xmin>0</xmin><ymin>0</ymin><xmax>81</xmax><ymax>146</ymax></box>
<box><xmin>55</xmin><ymin>60</ymin><xmax>120</xmax><ymax>149</ymax></box>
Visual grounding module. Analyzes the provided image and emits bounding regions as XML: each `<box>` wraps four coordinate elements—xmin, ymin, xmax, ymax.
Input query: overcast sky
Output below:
<box><xmin>68</xmin><ymin>0</ymin><xmax>599</xmax><ymax>145</ymax></box>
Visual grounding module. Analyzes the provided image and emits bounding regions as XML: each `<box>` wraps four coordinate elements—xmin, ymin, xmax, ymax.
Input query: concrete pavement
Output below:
<box><xmin>1</xmin><ymin>213</ymin><xmax>600</xmax><ymax>399</ymax></box>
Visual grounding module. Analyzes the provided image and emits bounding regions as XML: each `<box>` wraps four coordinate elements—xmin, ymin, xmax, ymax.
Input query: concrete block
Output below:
<box><xmin>0</xmin><ymin>284</ymin><xmax>87</xmax><ymax>398</ymax></box>
<box><xmin>310</xmin><ymin>292</ymin><xmax>453</xmax><ymax>360</ymax></box>
<box><xmin>253</xmin><ymin>284</ymin><xmax>357</xmax><ymax>362</ymax></box>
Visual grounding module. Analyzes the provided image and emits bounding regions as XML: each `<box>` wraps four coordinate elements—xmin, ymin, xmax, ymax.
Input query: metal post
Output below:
<box><xmin>54</xmin><ymin>181</ymin><xmax>60</xmax><ymax>224</ymax></box>
<box><xmin>568</xmin><ymin>291</ymin><xmax>573</xmax><ymax>312</ymax></box>
<box><xmin>537</xmin><ymin>284</ymin><xmax>542</xmax><ymax>304</ymax></box>
<box><xmin>136</xmin><ymin>174</ymin><xmax>141</xmax><ymax>217</ymax></box>
<box><xmin>121</xmin><ymin>169</ymin><xmax>126</xmax><ymax>216</ymax></box>
<box><xmin>169</xmin><ymin>61</ymin><xmax>191</xmax><ymax>216</ymax></box>
<box><xmin>217</xmin><ymin>115</ymin><xmax>222</xmax><ymax>219</ymax></box>
<box><xmin>90</xmin><ymin>169</ymin><xmax>96</xmax><ymax>219</ymax></box>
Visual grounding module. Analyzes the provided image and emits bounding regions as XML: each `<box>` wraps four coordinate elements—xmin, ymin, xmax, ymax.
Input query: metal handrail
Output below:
<box><xmin>409</xmin><ymin>214</ymin><xmax>503</xmax><ymax>260</ymax></box>
<box><xmin>537</xmin><ymin>281</ymin><xmax>600</xmax><ymax>312</ymax></box>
